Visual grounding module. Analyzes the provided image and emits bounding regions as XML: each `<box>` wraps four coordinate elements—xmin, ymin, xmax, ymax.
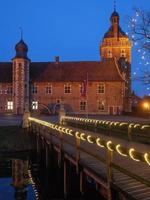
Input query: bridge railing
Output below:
<box><xmin>61</xmin><ymin>116</ymin><xmax>150</xmax><ymax>144</ymax></box>
<box><xmin>28</xmin><ymin>117</ymin><xmax>150</xmax><ymax>199</ymax></box>
<box><xmin>28</xmin><ymin>117</ymin><xmax>150</xmax><ymax>168</ymax></box>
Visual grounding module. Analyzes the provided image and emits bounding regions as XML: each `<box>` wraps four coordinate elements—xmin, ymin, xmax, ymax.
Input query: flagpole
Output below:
<box><xmin>86</xmin><ymin>73</ymin><xmax>89</xmax><ymax>119</ymax></box>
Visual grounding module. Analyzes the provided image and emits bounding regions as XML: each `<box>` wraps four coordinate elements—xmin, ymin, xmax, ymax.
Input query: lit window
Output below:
<box><xmin>80</xmin><ymin>101</ymin><xmax>86</xmax><ymax>111</ymax></box>
<box><xmin>7</xmin><ymin>101</ymin><xmax>13</xmax><ymax>110</ymax></box>
<box><xmin>46</xmin><ymin>85</ymin><xmax>52</xmax><ymax>94</ymax></box>
<box><xmin>32</xmin><ymin>85</ymin><xmax>38</xmax><ymax>94</ymax></box>
<box><xmin>32</xmin><ymin>101</ymin><xmax>38</xmax><ymax>110</ymax></box>
<box><xmin>98</xmin><ymin>84</ymin><xmax>105</xmax><ymax>94</ymax></box>
<box><xmin>64</xmin><ymin>84</ymin><xmax>71</xmax><ymax>94</ymax></box>
<box><xmin>98</xmin><ymin>100</ymin><xmax>105</xmax><ymax>111</ymax></box>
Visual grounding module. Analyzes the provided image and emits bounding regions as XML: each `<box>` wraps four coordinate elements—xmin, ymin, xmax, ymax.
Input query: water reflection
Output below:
<box><xmin>0</xmin><ymin>157</ymin><xmax>36</xmax><ymax>200</ymax></box>
<box><xmin>12</xmin><ymin>159</ymin><xmax>28</xmax><ymax>200</ymax></box>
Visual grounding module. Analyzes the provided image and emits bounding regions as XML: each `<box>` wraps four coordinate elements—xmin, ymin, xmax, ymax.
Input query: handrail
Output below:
<box><xmin>28</xmin><ymin>117</ymin><xmax>150</xmax><ymax>167</ymax></box>
<box><xmin>61</xmin><ymin>116</ymin><xmax>150</xmax><ymax>143</ymax></box>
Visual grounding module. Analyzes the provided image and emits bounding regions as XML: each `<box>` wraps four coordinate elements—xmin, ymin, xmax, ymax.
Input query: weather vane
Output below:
<box><xmin>19</xmin><ymin>27</ymin><xmax>23</xmax><ymax>40</ymax></box>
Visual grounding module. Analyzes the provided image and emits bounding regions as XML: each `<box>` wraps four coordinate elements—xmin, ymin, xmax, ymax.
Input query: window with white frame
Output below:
<box><xmin>7</xmin><ymin>101</ymin><xmax>13</xmax><ymax>110</ymax></box>
<box><xmin>32</xmin><ymin>85</ymin><xmax>38</xmax><ymax>94</ymax></box>
<box><xmin>46</xmin><ymin>85</ymin><xmax>52</xmax><ymax>94</ymax></box>
<box><xmin>64</xmin><ymin>84</ymin><xmax>71</xmax><ymax>94</ymax></box>
<box><xmin>80</xmin><ymin>101</ymin><xmax>86</xmax><ymax>111</ymax></box>
<box><xmin>97</xmin><ymin>100</ymin><xmax>105</xmax><ymax>111</ymax></box>
<box><xmin>32</xmin><ymin>101</ymin><xmax>38</xmax><ymax>110</ymax></box>
<box><xmin>97</xmin><ymin>83</ymin><xmax>105</xmax><ymax>94</ymax></box>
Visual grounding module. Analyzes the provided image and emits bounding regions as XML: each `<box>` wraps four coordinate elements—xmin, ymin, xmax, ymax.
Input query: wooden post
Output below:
<box><xmin>45</xmin><ymin>143</ymin><xmax>49</xmax><ymax>169</ymax></box>
<box><xmin>22</xmin><ymin>110</ymin><xmax>30</xmax><ymax>130</ymax></box>
<box><xmin>106</xmin><ymin>149</ymin><xmax>113</xmax><ymax>200</ymax></box>
<box><xmin>59</xmin><ymin>103</ymin><xmax>66</xmax><ymax>125</ymax></box>
<box><xmin>64</xmin><ymin>159</ymin><xmax>67</xmax><ymax>199</ymax></box>
<box><xmin>109</xmin><ymin>123</ymin><xmax>112</xmax><ymax>136</ymax></box>
<box><xmin>76</xmin><ymin>137</ymin><xmax>80</xmax><ymax>173</ymax></box>
<box><xmin>128</xmin><ymin>125</ymin><xmax>132</xmax><ymax>141</ymax></box>
<box><xmin>80</xmin><ymin>170</ymin><xmax>84</xmax><ymax>195</ymax></box>
<box><xmin>36</xmin><ymin>134</ymin><xmax>40</xmax><ymax>155</ymax></box>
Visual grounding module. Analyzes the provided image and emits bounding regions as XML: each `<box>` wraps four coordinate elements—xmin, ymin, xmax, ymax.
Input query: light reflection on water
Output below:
<box><xmin>0</xmin><ymin>158</ymin><xmax>36</xmax><ymax>200</ymax></box>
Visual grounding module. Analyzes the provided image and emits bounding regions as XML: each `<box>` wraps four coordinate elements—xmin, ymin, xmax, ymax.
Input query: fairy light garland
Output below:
<box><xmin>29</xmin><ymin>117</ymin><xmax>150</xmax><ymax>167</ymax></box>
<box><xmin>128</xmin><ymin>9</ymin><xmax>150</xmax><ymax>95</ymax></box>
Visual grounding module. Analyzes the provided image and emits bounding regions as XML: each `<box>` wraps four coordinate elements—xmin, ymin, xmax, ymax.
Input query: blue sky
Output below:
<box><xmin>0</xmin><ymin>0</ymin><xmax>150</xmax><ymax>96</ymax></box>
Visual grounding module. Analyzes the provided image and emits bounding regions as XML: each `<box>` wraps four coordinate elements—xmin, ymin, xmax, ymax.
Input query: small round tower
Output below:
<box><xmin>12</xmin><ymin>38</ymin><xmax>30</xmax><ymax>114</ymax></box>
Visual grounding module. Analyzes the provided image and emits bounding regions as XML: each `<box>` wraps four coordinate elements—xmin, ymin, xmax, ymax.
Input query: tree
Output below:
<box><xmin>129</xmin><ymin>8</ymin><xmax>150</xmax><ymax>85</ymax></box>
<box><xmin>130</xmin><ymin>8</ymin><xmax>150</xmax><ymax>51</ymax></box>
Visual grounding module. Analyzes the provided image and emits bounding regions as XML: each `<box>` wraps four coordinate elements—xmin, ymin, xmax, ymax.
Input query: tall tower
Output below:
<box><xmin>100</xmin><ymin>9</ymin><xmax>132</xmax><ymax>112</ymax></box>
<box><xmin>12</xmin><ymin>39</ymin><xmax>30</xmax><ymax>114</ymax></box>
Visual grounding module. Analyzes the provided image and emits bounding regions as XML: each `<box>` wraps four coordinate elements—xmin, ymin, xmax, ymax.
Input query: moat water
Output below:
<box><xmin>0</xmin><ymin>155</ymin><xmax>37</xmax><ymax>200</ymax></box>
<box><xmin>0</xmin><ymin>151</ymin><xmax>106</xmax><ymax>200</ymax></box>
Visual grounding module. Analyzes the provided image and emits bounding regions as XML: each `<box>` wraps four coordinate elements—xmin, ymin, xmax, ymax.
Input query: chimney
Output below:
<box><xmin>54</xmin><ymin>56</ymin><xmax>60</xmax><ymax>63</ymax></box>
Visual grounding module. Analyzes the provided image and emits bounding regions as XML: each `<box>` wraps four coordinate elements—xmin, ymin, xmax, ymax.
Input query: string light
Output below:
<box><xmin>116</xmin><ymin>144</ymin><xmax>127</xmax><ymax>157</ymax></box>
<box><xmin>96</xmin><ymin>138</ymin><xmax>105</xmax><ymax>148</ymax></box>
<box><xmin>29</xmin><ymin>117</ymin><xmax>150</xmax><ymax>167</ymax></box>
<box><xmin>144</xmin><ymin>153</ymin><xmax>150</xmax><ymax>165</ymax></box>
<box><xmin>129</xmin><ymin>148</ymin><xmax>140</xmax><ymax>162</ymax></box>
<box><xmin>129</xmin><ymin>9</ymin><xmax>150</xmax><ymax>95</ymax></box>
<box><xmin>107</xmin><ymin>141</ymin><xmax>113</xmax><ymax>151</ymax></box>
<box><xmin>75</xmin><ymin>131</ymin><xmax>81</xmax><ymax>139</ymax></box>
<box><xmin>87</xmin><ymin>135</ymin><xmax>94</xmax><ymax>144</ymax></box>
<box><xmin>80</xmin><ymin>133</ymin><xmax>86</xmax><ymax>141</ymax></box>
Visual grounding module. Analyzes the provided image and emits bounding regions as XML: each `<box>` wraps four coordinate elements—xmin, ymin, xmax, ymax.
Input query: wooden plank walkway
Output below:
<box><xmin>31</xmin><ymin>120</ymin><xmax>150</xmax><ymax>200</ymax></box>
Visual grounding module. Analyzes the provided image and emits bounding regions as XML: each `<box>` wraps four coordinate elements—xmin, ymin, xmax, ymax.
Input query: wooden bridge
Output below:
<box><xmin>28</xmin><ymin>116</ymin><xmax>150</xmax><ymax>200</ymax></box>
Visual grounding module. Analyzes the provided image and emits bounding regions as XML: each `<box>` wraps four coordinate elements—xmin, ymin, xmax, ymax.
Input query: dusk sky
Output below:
<box><xmin>0</xmin><ymin>0</ymin><xmax>150</xmax><ymax>96</ymax></box>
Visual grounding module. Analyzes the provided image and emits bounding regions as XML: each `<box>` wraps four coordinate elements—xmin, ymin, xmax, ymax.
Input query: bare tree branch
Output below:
<box><xmin>129</xmin><ymin>8</ymin><xmax>150</xmax><ymax>84</ymax></box>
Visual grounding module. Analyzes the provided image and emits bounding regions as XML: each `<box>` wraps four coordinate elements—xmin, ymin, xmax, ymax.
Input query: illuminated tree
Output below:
<box><xmin>129</xmin><ymin>8</ymin><xmax>150</xmax><ymax>88</ymax></box>
<box><xmin>130</xmin><ymin>8</ymin><xmax>150</xmax><ymax>52</ymax></box>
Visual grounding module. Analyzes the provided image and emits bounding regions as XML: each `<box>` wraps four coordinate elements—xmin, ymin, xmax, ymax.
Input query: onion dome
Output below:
<box><xmin>111</xmin><ymin>10</ymin><xmax>119</xmax><ymax>17</ymax></box>
<box><xmin>13</xmin><ymin>39</ymin><xmax>30</xmax><ymax>60</ymax></box>
<box><xmin>103</xmin><ymin>10</ymin><xmax>128</xmax><ymax>38</ymax></box>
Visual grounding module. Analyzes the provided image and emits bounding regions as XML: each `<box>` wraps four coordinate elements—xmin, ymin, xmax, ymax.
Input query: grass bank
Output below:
<box><xmin>0</xmin><ymin>126</ymin><xmax>36</xmax><ymax>154</ymax></box>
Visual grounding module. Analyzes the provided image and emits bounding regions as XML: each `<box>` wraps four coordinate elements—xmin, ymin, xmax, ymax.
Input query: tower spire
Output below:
<box><xmin>19</xmin><ymin>27</ymin><xmax>23</xmax><ymax>40</ymax></box>
<box><xmin>114</xmin><ymin>0</ymin><xmax>116</xmax><ymax>11</ymax></box>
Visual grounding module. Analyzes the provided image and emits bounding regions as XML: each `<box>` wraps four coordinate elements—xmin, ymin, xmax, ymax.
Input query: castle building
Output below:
<box><xmin>0</xmin><ymin>9</ymin><xmax>132</xmax><ymax>115</ymax></box>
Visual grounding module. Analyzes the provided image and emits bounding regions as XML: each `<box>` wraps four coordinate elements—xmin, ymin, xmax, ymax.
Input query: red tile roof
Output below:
<box><xmin>30</xmin><ymin>59</ymin><xmax>124</xmax><ymax>82</ymax></box>
<box><xmin>0</xmin><ymin>59</ymin><xmax>124</xmax><ymax>83</ymax></box>
<box><xmin>0</xmin><ymin>63</ymin><xmax>12</xmax><ymax>83</ymax></box>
